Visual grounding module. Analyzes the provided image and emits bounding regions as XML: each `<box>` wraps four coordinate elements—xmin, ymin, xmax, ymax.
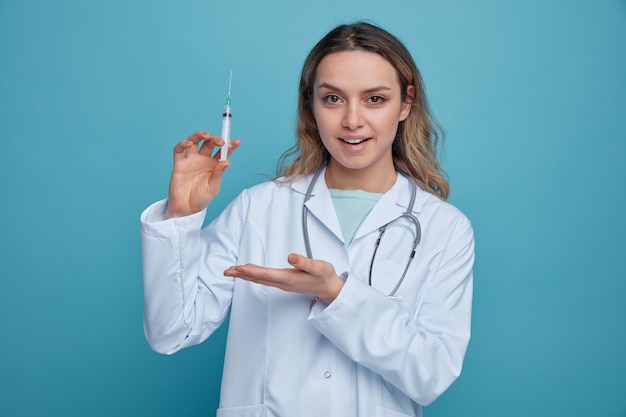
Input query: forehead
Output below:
<box><xmin>315</xmin><ymin>50</ymin><xmax>400</xmax><ymax>89</ymax></box>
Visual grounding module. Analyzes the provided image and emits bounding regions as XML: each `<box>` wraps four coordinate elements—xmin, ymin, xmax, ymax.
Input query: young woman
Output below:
<box><xmin>141</xmin><ymin>22</ymin><xmax>474</xmax><ymax>417</ymax></box>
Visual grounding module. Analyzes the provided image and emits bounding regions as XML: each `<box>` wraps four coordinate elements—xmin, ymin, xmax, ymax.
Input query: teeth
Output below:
<box><xmin>342</xmin><ymin>138</ymin><xmax>367</xmax><ymax>144</ymax></box>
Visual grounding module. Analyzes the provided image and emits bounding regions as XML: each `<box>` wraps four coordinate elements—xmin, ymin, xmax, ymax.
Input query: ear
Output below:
<box><xmin>399</xmin><ymin>85</ymin><xmax>415</xmax><ymax>122</ymax></box>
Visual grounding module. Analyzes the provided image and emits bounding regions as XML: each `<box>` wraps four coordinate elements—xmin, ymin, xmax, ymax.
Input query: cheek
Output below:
<box><xmin>312</xmin><ymin>106</ymin><xmax>332</xmax><ymax>135</ymax></box>
<box><xmin>311</xmin><ymin>102</ymin><xmax>323</xmax><ymax>128</ymax></box>
<box><xmin>380</xmin><ymin>111</ymin><xmax>403</xmax><ymax>133</ymax></box>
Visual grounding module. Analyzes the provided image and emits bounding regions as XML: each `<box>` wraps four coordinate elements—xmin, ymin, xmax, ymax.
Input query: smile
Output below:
<box><xmin>340</xmin><ymin>137</ymin><xmax>370</xmax><ymax>144</ymax></box>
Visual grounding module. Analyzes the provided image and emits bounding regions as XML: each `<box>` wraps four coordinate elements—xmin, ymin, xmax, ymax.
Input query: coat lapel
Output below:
<box><xmin>291</xmin><ymin>170</ymin><xmax>428</xmax><ymax>245</ymax></box>
<box><xmin>354</xmin><ymin>173</ymin><xmax>426</xmax><ymax>241</ymax></box>
<box><xmin>292</xmin><ymin>169</ymin><xmax>344</xmax><ymax>243</ymax></box>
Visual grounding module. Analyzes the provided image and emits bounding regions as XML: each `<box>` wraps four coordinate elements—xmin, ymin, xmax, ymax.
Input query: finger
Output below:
<box><xmin>173</xmin><ymin>140</ymin><xmax>194</xmax><ymax>162</ymax></box>
<box><xmin>187</xmin><ymin>131</ymin><xmax>212</xmax><ymax>144</ymax></box>
<box><xmin>288</xmin><ymin>253</ymin><xmax>312</xmax><ymax>270</ymax></box>
<box><xmin>287</xmin><ymin>254</ymin><xmax>334</xmax><ymax>277</ymax></box>
<box><xmin>224</xmin><ymin>264</ymin><xmax>295</xmax><ymax>285</ymax></box>
<box><xmin>209</xmin><ymin>138</ymin><xmax>242</xmax><ymax>160</ymax></box>
<box><xmin>186</xmin><ymin>131</ymin><xmax>219</xmax><ymax>157</ymax></box>
<box><xmin>224</xmin><ymin>264</ymin><xmax>274</xmax><ymax>279</ymax></box>
<box><xmin>287</xmin><ymin>255</ymin><xmax>343</xmax><ymax>303</ymax></box>
<box><xmin>224</xmin><ymin>265</ymin><xmax>267</xmax><ymax>284</ymax></box>
<box><xmin>207</xmin><ymin>159</ymin><xmax>231</xmax><ymax>189</ymax></box>
<box><xmin>224</xmin><ymin>263</ymin><xmax>336</xmax><ymax>299</ymax></box>
<box><xmin>182</xmin><ymin>133</ymin><xmax>203</xmax><ymax>158</ymax></box>
<box><xmin>228</xmin><ymin>139</ymin><xmax>242</xmax><ymax>155</ymax></box>
<box><xmin>198</xmin><ymin>136</ymin><xmax>225</xmax><ymax>157</ymax></box>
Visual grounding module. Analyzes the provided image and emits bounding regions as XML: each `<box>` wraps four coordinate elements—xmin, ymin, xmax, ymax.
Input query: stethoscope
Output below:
<box><xmin>302</xmin><ymin>168</ymin><xmax>421</xmax><ymax>298</ymax></box>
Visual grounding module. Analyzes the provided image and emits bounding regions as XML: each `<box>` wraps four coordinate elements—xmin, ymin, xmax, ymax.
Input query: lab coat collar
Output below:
<box><xmin>291</xmin><ymin>169</ymin><xmax>428</xmax><ymax>243</ymax></box>
<box><xmin>355</xmin><ymin>172</ymin><xmax>426</xmax><ymax>240</ymax></box>
<box><xmin>292</xmin><ymin>167</ymin><xmax>344</xmax><ymax>243</ymax></box>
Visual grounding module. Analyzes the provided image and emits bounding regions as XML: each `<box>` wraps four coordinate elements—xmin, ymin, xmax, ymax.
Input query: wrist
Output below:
<box><xmin>165</xmin><ymin>205</ymin><xmax>198</xmax><ymax>219</ymax></box>
<box><xmin>320</xmin><ymin>276</ymin><xmax>344</xmax><ymax>305</ymax></box>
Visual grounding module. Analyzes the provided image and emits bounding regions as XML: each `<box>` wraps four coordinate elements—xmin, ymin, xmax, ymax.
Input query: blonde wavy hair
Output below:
<box><xmin>276</xmin><ymin>22</ymin><xmax>449</xmax><ymax>200</ymax></box>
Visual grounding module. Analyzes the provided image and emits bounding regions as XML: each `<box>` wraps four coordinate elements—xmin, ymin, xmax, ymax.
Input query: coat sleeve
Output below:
<box><xmin>140</xmin><ymin>195</ymin><xmax>247</xmax><ymax>355</ymax></box>
<box><xmin>308</xmin><ymin>213</ymin><xmax>474</xmax><ymax>406</ymax></box>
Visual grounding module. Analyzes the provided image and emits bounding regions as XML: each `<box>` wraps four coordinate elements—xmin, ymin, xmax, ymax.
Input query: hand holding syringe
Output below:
<box><xmin>164</xmin><ymin>72</ymin><xmax>239</xmax><ymax>219</ymax></box>
<box><xmin>219</xmin><ymin>71</ymin><xmax>233</xmax><ymax>161</ymax></box>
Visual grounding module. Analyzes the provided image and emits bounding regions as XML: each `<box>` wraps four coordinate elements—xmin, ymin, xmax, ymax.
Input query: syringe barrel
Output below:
<box><xmin>219</xmin><ymin>104</ymin><xmax>232</xmax><ymax>160</ymax></box>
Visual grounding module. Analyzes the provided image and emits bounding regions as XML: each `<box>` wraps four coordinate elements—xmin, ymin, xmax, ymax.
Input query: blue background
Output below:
<box><xmin>1</xmin><ymin>0</ymin><xmax>625</xmax><ymax>416</ymax></box>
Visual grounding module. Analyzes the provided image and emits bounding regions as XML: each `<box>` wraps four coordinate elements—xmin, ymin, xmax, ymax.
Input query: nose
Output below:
<box><xmin>342</xmin><ymin>103</ymin><xmax>363</xmax><ymax>130</ymax></box>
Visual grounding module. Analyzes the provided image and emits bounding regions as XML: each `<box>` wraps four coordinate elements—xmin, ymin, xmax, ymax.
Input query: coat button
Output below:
<box><xmin>324</xmin><ymin>371</ymin><xmax>331</xmax><ymax>379</ymax></box>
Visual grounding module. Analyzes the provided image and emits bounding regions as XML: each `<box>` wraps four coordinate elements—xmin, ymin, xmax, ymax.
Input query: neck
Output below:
<box><xmin>324</xmin><ymin>162</ymin><xmax>397</xmax><ymax>193</ymax></box>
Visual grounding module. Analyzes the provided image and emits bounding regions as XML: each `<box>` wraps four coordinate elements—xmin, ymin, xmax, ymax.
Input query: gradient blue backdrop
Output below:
<box><xmin>1</xmin><ymin>1</ymin><xmax>625</xmax><ymax>416</ymax></box>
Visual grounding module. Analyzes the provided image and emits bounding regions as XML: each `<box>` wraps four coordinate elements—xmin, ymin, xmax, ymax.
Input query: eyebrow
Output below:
<box><xmin>317</xmin><ymin>82</ymin><xmax>393</xmax><ymax>95</ymax></box>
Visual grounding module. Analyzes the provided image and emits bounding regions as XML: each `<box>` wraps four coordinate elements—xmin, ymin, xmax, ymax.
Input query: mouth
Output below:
<box><xmin>340</xmin><ymin>137</ymin><xmax>370</xmax><ymax>145</ymax></box>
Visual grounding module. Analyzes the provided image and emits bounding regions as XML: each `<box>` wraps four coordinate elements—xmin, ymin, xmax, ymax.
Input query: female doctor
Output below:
<box><xmin>141</xmin><ymin>22</ymin><xmax>474</xmax><ymax>417</ymax></box>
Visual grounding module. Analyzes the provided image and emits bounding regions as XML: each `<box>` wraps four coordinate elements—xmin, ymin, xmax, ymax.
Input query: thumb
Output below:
<box><xmin>209</xmin><ymin>160</ymin><xmax>231</xmax><ymax>186</ymax></box>
<box><xmin>214</xmin><ymin>160</ymin><xmax>231</xmax><ymax>177</ymax></box>
<box><xmin>287</xmin><ymin>253</ymin><xmax>307</xmax><ymax>269</ymax></box>
<box><xmin>288</xmin><ymin>253</ymin><xmax>326</xmax><ymax>276</ymax></box>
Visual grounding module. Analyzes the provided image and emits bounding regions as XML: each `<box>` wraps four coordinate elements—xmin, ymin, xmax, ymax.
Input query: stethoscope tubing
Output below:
<box><xmin>302</xmin><ymin>168</ymin><xmax>421</xmax><ymax>298</ymax></box>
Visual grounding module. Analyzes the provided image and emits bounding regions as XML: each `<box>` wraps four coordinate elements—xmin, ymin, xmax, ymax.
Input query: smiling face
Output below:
<box><xmin>312</xmin><ymin>50</ymin><xmax>413</xmax><ymax>192</ymax></box>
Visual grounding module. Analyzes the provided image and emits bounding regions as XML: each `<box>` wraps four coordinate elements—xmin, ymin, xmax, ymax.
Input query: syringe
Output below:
<box><xmin>219</xmin><ymin>71</ymin><xmax>233</xmax><ymax>161</ymax></box>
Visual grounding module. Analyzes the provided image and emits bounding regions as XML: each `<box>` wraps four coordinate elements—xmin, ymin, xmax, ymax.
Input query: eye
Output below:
<box><xmin>322</xmin><ymin>94</ymin><xmax>341</xmax><ymax>104</ymax></box>
<box><xmin>367</xmin><ymin>95</ymin><xmax>387</xmax><ymax>104</ymax></box>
